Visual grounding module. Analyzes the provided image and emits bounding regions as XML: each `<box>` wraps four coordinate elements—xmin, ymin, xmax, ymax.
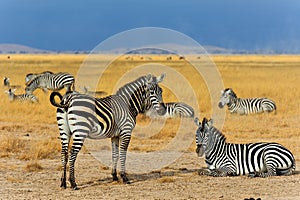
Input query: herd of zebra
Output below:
<box><xmin>2</xmin><ymin>71</ymin><xmax>295</xmax><ymax>190</ymax></box>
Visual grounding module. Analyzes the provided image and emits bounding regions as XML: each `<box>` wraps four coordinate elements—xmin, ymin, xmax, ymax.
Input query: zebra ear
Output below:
<box><xmin>146</xmin><ymin>74</ymin><xmax>153</xmax><ymax>84</ymax></box>
<box><xmin>156</xmin><ymin>73</ymin><xmax>166</xmax><ymax>83</ymax></box>
<box><xmin>207</xmin><ymin>119</ymin><xmax>214</xmax><ymax>127</ymax></box>
<box><xmin>194</xmin><ymin>117</ymin><xmax>201</xmax><ymax>126</ymax></box>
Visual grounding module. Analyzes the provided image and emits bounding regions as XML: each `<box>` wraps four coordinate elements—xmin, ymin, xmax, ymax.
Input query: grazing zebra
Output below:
<box><xmin>5</xmin><ymin>88</ymin><xmax>38</xmax><ymax>103</ymax></box>
<box><xmin>25</xmin><ymin>72</ymin><xmax>75</xmax><ymax>94</ymax></box>
<box><xmin>194</xmin><ymin>117</ymin><xmax>295</xmax><ymax>177</ymax></box>
<box><xmin>25</xmin><ymin>71</ymin><xmax>53</xmax><ymax>85</ymax></box>
<box><xmin>146</xmin><ymin>102</ymin><xmax>194</xmax><ymax>118</ymax></box>
<box><xmin>218</xmin><ymin>88</ymin><xmax>276</xmax><ymax>115</ymax></box>
<box><xmin>50</xmin><ymin>73</ymin><xmax>166</xmax><ymax>189</ymax></box>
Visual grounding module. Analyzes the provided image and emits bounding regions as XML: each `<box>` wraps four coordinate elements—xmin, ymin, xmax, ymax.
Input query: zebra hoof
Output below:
<box><xmin>248</xmin><ymin>172</ymin><xmax>257</xmax><ymax>178</ymax></box>
<box><xmin>73</xmin><ymin>186</ymin><xmax>80</xmax><ymax>190</ymax></box>
<box><xmin>121</xmin><ymin>173</ymin><xmax>130</xmax><ymax>184</ymax></box>
<box><xmin>112</xmin><ymin>173</ymin><xmax>119</xmax><ymax>181</ymax></box>
<box><xmin>60</xmin><ymin>180</ymin><xmax>67</xmax><ymax>189</ymax></box>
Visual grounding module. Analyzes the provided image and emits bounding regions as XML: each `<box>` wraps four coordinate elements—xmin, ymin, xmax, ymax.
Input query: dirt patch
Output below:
<box><xmin>0</xmin><ymin>151</ymin><xmax>299</xmax><ymax>200</ymax></box>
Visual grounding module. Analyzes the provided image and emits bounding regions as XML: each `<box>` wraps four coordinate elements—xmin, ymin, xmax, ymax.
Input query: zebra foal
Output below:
<box><xmin>25</xmin><ymin>72</ymin><xmax>75</xmax><ymax>94</ymax></box>
<box><xmin>194</xmin><ymin>117</ymin><xmax>295</xmax><ymax>177</ymax></box>
<box><xmin>5</xmin><ymin>88</ymin><xmax>38</xmax><ymax>103</ymax></box>
<box><xmin>50</xmin><ymin>73</ymin><xmax>166</xmax><ymax>189</ymax></box>
<box><xmin>218</xmin><ymin>88</ymin><xmax>276</xmax><ymax>115</ymax></box>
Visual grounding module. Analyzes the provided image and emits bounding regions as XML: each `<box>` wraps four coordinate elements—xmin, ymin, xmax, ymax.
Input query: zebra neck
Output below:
<box><xmin>205</xmin><ymin>128</ymin><xmax>227</xmax><ymax>160</ymax></box>
<box><xmin>228</xmin><ymin>97</ymin><xmax>240</xmax><ymax>111</ymax></box>
<box><xmin>121</xmin><ymin>89</ymin><xmax>146</xmax><ymax>117</ymax></box>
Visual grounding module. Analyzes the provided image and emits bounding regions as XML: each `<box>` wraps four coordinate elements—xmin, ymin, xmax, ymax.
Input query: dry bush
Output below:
<box><xmin>25</xmin><ymin>161</ymin><xmax>43</xmax><ymax>172</ymax></box>
<box><xmin>0</xmin><ymin>135</ymin><xmax>26</xmax><ymax>154</ymax></box>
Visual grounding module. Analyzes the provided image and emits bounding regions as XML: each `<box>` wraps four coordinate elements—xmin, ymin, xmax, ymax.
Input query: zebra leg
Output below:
<box><xmin>119</xmin><ymin>134</ymin><xmax>131</xmax><ymax>184</ymax></box>
<box><xmin>68</xmin><ymin>135</ymin><xmax>86</xmax><ymax>190</ymax></box>
<box><xmin>255</xmin><ymin>166</ymin><xmax>277</xmax><ymax>178</ymax></box>
<box><xmin>57</xmin><ymin>107</ymin><xmax>70</xmax><ymax>189</ymax></box>
<box><xmin>60</xmin><ymin>140</ymin><xmax>69</xmax><ymax>189</ymax></box>
<box><xmin>111</xmin><ymin>137</ymin><xmax>119</xmax><ymax>181</ymax></box>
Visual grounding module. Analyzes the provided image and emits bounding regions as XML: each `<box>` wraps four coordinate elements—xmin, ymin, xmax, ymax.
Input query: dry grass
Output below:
<box><xmin>24</xmin><ymin>161</ymin><xmax>43</xmax><ymax>172</ymax></box>
<box><xmin>0</xmin><ymin>54</ymin><xmax>300</xmax><ymax>164</ymax></box>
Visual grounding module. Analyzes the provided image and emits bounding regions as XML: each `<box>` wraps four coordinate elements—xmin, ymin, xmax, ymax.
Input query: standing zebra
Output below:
<box><xmin>218</xmin><ymin>88</ymin><xmax>276</xmax><ymax>115</ymax></box>
<box><xmin>194</xmin><ymin>117</ymin><xmax>295</xmax><ymax>177</ymax></box>
<box><xmin>146</xmin><ymin>102</ymin><xmax>194</xmax><ymax>118</ymax></box>
<box><xmin>25</xmin><ymin>72</ymin><xmax>75</xmax><ymax>94</ymax></box>
<box><xmin>50</xmin><ymin>73</ymin><xmax>166</xmax><ymax>189</ymax></box>
<box><xmin>5</xmin><ymin>88</ymin><xmax>38</xmax><ymax>103</ymax></box>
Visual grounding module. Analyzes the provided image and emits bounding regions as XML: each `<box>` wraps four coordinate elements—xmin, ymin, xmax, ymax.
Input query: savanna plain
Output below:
<box><xmin>0</xmin><ymin>54</ymin><xmax>299</xmax><ymax>200</ymax></box>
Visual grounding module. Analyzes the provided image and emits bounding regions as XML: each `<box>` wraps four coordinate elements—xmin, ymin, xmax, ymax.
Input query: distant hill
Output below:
<box><xmin>0</xmin><ymin>43</ymin><xmax>291</xmax><ymax>54</ymax></box>
<box><xmin>0</xmin><ymin>44</ymin><xmax>54</xmax><ymax>54</ymax></box>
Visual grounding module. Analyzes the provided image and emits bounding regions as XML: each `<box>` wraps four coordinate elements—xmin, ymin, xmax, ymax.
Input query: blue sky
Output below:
<box><xmin>1</xmin><ymin>0</ymin><xmax>300</xmax><ymax>52</ymax></box>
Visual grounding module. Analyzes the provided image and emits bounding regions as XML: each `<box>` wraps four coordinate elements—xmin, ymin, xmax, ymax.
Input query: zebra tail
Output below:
<box><xmin>49</xmin><ymin>92</ymin><xmax>65</xmax><ymax>108</ymax></box>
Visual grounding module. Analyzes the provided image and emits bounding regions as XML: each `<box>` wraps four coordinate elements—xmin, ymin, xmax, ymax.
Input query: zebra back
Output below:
<box><xmin>25</xmin><ymin>72</ymin><xmax>75</xmax><ymax>94</ymax></box>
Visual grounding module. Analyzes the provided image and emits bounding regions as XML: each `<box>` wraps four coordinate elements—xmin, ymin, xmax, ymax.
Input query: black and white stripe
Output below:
<box><xmin>25</xmin><ymin>72</ymin><xmax>75</xmax><ymax>94</ymax></box>
<box><xmin>194</xmin><ymin>117</ymin><xmax>295</xmax><ymax>177</ymax></box>
<box><xmin>50</xmin><ymin>73</ymin><xmax>166</xmax><ymax>189</ymax></box>
<box><xmin>25</xmin><ymin>71</ymin><xmax>54</xmax><ymax>85</ymax></box>
<box><xmin>218</xmin><ymin>88</ymin><xmax>276</xmax><ymax>115</ymax></box>
<box><xmin>146</xmin><ymin>102</ymin><xmax>194</xmax><ymax>118</ymax></box>
<box><xmin>5</xmin><ymin>88</ymin><xmax>38</xmax><ymax>103</ymax></box>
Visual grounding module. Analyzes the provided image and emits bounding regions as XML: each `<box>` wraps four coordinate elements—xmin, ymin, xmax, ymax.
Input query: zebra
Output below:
<box><xmin>218</xmin><ymin>88</ymin><xmax>276</xmax><ymax>115</ymax></box>
<box><xmin>194</xmin><ymin>117</ymin><xmax>295</xmax><ymax>177</ymax></box>
<box><xmin>25</xmin><ymin>72</ymin><xmax>75</xmax><ymax>94</ymax></box>
<box><xmin>25</xmin><ymin>71</ymin><xmax>53</xmax><ymax>85</ymax></box>
<box><xmin>3</xmin><ymin>77</ymin><xmax>21</xmax><ymax>89</ymax></box>
<box><xmin>49</xmin><ymin>73</ymin><xmax>166</xmax><ymax>189</ymax></box>
<box><xmin>146</xmin><ymin>102</ymin><xmax>194</xmax><ymax>118</ymax></box>
<box><xmin>5</xmin><ymin>88</ymin><xmax>39</xmax><ymax>103</ymax></box>
<box><xmin>3</xmin><ymin>77</ymin><xmax>10</xmax><ymax>87</ymax></box>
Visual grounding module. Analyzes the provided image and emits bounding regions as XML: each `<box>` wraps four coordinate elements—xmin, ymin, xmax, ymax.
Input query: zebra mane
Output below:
<box><xmin>115</xmin><ymin>75</ymin><xmax>149</xmax><ymax>112</ymax></box>
<box><xmin>203</xmin><ymin>118</ymin><xmax>227</xmax><ymax>143</ymax></box>
<box><xmin>209</xmin><ymin>126</ymin><xmax>227</xmax><ymax>143</ymax></box>
<box><xmin>224</xmin><ymin>88</ymin><xmax>237</xmax><ymax>98</ymax></box>
<box><xmin>116</xmin><ymin>76</ymin><xmax>148</xmax><ymax>97</ymax></box>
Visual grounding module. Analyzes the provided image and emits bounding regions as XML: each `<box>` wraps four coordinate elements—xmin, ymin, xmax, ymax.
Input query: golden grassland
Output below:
<box><xmin>0</xmin><ymin>54</ymin><xmax>300</xmax><ymax>170</ymax></box>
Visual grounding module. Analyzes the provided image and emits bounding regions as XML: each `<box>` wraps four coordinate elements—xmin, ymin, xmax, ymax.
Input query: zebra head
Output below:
<box><xmin>145</xmin><ymin>73</ymin><xmax>166</xmax><ymax>115</ymax></box>
<box><xmin>218</xmin><ymin>88</ymin><xmax>237</xmax><ymax>108</ymax></box>
<box><xmin>194</xmin><ymin>117</ymin><xmax>214</xmax><ymax>157</ymax></box>
<box><xmin>5</xmin><ymin>88</ymin><xmax>16</xmax><ymax>101</ymax></box>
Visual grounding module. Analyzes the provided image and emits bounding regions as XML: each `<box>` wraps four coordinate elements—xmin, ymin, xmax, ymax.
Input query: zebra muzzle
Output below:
<box><xmin>196</xmin><ymin>144</ymin><xmax>204</xmax><ymax>157</ymax></box>
<box><xmin>218</xmin><ymin>102</ymin><xmax>224</xmax><ymax>108</ymax></box>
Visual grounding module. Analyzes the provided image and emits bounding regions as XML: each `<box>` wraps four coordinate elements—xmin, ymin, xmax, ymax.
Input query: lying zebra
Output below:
<box><xmin>194</xmin><ymin>117</ymin><xmax>295</xmax><ymax>177</ymax></box>
<box><xmin>5</xmin><ymin>88</ymin><xmax>38</xmax><ymax>103</ymax></box>
<box><xmin>25</xmin><ymin>72</ymin><xmax>75</xmax><ymax>94</ymax></box>
<box><xmin>218</xmin><ymin>88</ymin><xmax>276</xmax><ymax>115</ymax></box>
<box><xmin>146</xmin><ymin>102</ymin><xmax>194</xmax><ymax>118</ymax></box>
